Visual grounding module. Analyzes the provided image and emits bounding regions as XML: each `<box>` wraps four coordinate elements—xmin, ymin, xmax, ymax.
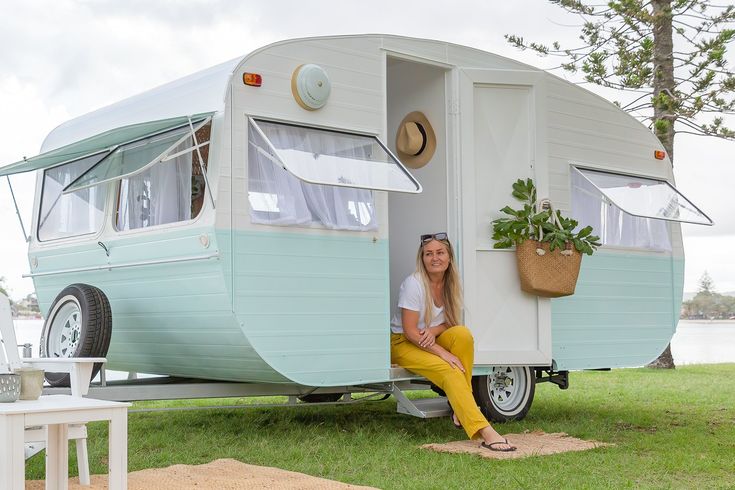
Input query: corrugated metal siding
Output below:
<box><xmin>233</xmin><ymin>230</ymin><xmax>390</xmax><ymax>386</ymax></box>
<box><xmin>31</xmin><ymin>227</ymin><xmax>284</xmax><ymax>382</ymax></box>
<box><xmin>552</xmin><ymin>252</ymin><xmax>684</xmax><ymax>369</ymax></box>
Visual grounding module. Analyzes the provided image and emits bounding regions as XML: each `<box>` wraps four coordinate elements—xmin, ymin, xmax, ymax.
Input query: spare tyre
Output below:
<box><xmin>40</xmin><ymin>284</ymin><xmax>112</xmax><ymax>387</ymax></box>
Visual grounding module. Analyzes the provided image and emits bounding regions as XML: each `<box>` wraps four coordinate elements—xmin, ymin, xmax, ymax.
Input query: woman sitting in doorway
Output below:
<box><xmin>390</xmin><ymin>232</ymin><xmax>516</xmax><ymax>452</ymax></box>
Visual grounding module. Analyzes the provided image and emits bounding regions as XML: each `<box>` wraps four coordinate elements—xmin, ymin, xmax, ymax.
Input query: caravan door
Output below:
<box><xmin>458</xmin><ymin>68</ymin><xmax>551</xmax><ymax>366</ymax></box>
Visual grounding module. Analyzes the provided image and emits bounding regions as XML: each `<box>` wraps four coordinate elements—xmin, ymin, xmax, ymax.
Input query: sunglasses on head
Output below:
<box><xmin>420</xmin><ymin>232</ymin><xmax>448</xmax><ymax>243</ymax></box>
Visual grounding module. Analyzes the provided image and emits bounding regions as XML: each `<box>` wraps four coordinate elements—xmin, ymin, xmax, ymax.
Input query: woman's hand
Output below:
<box><xmin>418</xmin><ymin>328</ymin><xmax>436</xmax><ymax>348</ymax></box>
<box><xmin>439</xmin><ymin>350</ymin><xmax>465</xmax><ymax>373</ymax></box>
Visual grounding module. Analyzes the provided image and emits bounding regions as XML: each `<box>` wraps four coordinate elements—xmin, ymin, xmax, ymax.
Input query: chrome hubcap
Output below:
<box><xmin>47</xmin><ymin>297</ymin><xmax>82</xmax><ymax>358</ymax></box>
<box><xmin>488</xmin><ymin>366</ymin><xmax>527</xmax><ymax>412</ymax></box>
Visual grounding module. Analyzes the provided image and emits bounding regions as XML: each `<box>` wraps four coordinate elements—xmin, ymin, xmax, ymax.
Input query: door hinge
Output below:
<box><xmin>448</xmin><ymin>98</ymin><xmax>460</xmax><ymax>115</ymax></box>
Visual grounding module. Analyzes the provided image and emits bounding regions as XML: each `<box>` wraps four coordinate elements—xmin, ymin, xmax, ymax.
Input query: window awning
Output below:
<box><xmin>573</xmin><ymin>166</ymin><xmax>713</xmax><ymax>226</ymax></box>
<box><xmin>63</xmin><ymin>117</ymin><xmax>211</xmax><ymax>193</ymax></box>
<box><xmin>249</xmin><ymin>118</ymin><xmax>422</xmax><ymax>193</ymax></box>
<box><xmin>0</xmin><ymin>113</ymin><xmax>214</xmax><ymax>178</ymax></box>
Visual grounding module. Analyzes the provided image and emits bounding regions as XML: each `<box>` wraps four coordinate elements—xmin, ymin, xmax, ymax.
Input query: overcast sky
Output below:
<box><xmin>0</xmin><ymin>0</ymin><xmax>733</xmax><ymax>299</ymax></box>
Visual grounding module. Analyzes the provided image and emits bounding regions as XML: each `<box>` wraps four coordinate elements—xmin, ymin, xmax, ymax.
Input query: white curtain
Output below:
<box><xmin>117</xmin><ymin>139</ymin><xmax>193</xmax><ymax>230</ymax></box>
<box><xmin>571</xmin><ymin>169</ymin><xmax>671</xmax><ymax>251</ymax></box>
<box><xmin>248</xmin><ymin>124</ymin><xmax>378</xmax><ymax>231</ymax></box>
<box><xmin>38</xmin><ymin>155</ymin><xmax>106</xmax><ymax>241</ymax></box>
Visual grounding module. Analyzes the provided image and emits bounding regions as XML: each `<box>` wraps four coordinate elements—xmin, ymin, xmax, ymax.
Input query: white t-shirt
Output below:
<box><xmin>390</xmin><ymin>273</ymin><xmax>445</xmax><ymax>334</ymax></box>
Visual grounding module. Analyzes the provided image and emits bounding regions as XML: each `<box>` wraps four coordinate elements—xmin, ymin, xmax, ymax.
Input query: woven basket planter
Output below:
<box><xmin>516</xmin><ymin>240</ymin><xmax>582</xmax><ymax>298</ymax></box>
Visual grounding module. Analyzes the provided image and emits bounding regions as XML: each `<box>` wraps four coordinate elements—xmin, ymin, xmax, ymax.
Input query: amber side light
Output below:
<box><xmin>654</xmin><ymin>150</ymin><xmax>666</xmax><ymax>160</ymax></box>
<box><xmin>243</xmin><ymin>73</ymin><xmax>262</xmax><ymax>87</ymax></box>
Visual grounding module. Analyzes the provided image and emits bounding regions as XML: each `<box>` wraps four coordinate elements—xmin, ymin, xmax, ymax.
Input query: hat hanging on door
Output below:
<box><xmin>395</xmin><ymin>111</ymin><xmax>436</xmax><ymax>169</ymax></box>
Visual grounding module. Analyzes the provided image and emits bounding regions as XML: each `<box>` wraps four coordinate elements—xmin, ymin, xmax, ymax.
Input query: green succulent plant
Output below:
<box><xmin>491</xmin><ymin>178</ymin><xmax>601</xmax><ymax>255</ymax></box>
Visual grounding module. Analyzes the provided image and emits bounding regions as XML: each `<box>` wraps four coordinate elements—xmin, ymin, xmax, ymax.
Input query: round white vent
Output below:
<box><xmin>291</xmin><ymin>64</ymin><xmax>331</xmax><ymax>110</ymax></box>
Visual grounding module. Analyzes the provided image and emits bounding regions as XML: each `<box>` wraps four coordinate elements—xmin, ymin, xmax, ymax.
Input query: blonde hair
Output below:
<box><xmin>415</xmin><ymin>237</ymin><xmax>463</xmax><ymax>327</ymax></box>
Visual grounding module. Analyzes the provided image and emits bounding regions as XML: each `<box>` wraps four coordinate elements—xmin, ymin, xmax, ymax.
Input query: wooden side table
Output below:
<box><xmin>0</xmin><ymin>395</ymin><xmax>131</xmax><ymax>490</ymax></box>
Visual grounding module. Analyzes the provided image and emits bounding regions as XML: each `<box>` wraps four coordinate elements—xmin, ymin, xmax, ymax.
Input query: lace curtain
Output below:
<box><xmin>247</xmin><ymin>124</ymin><xmax>377</xmax><ymax>231</ymax></box>
<box><xmin>117</xmin><ymin>139</ymin><xmax>193</xmax><ymax>230</ymax></box>
<box><xmin>571</xmin><ymin>169</ymin><xmax>671</xmax><ymax>251</ymax></box>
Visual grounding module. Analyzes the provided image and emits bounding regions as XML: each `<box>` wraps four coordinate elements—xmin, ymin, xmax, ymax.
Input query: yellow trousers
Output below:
<box><xmin>391</xmin><ymin>325</ymin><xmax>489</xmax><ymax>439</ymax></box>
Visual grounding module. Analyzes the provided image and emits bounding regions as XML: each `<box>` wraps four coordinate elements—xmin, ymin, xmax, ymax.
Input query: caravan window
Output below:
<box><xmin>574</xmin><ymin>167</ymin><xmax>711</xmax><ymax>225</ymax></box>
<box><xmin>249</xmin><ymin>118</ymin><xmax>420</xmax><ymax>193</ymax></box>
<box><xmin>38</xmin><ymin>153</ymin><xmax>109</xmax><ymax>241</ymax></box>
<box><xmin>115</xmin><ymin>122</ymin><xmax>211</xmax><ymax>230</ymax></box>
<box><xmin>247</xmin><ymin>123</ymin><xmax>377</xmax><ymax>230</ymax></box>
<box><xmin>569</xmin><ymin>167</ymin><xmax>713</xmax><ymax>251</ymax></box>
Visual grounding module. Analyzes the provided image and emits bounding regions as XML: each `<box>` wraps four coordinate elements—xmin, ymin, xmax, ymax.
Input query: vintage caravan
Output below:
<box><xmin>0</xmin><ymin>35</ymin><xmax>711</xmax><ymax>421</ymax></box>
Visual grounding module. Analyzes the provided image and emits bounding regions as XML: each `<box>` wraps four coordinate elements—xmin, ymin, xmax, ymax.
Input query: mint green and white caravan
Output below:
<box><xmin>0</xmin><ymin>35</ymin><xmax>712</xmax><ymax>421</ymax></box>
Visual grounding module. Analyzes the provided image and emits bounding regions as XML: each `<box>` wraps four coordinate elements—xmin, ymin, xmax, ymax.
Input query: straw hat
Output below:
<box><xmin>395</xmin><ymin>111</ymin><xmax>436</xmax><ymax>169</ymax></box>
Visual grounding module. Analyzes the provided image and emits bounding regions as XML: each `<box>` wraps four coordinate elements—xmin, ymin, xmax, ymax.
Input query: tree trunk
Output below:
<box><xmin>648</xmin><ymin>0</ymin><xmax>677</xmax><ymax>369</ymax></box>
<box><xmin>647</xmin><ymin>343</ymin><xmax>675</xmax><ymax>369</ymax></box>
<box><xmin>651</xmin><ymin>0</ymin><xmax>676</xmax><ymax>161</ymax></box>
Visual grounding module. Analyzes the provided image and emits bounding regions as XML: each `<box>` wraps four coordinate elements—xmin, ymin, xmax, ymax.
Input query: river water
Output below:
<box><xmin>10</xmin><ymin>319</ymin><xmax>735</xmax><ymax>378</ymax></box>
<box><xmin>670</xmin><ymin>320</ymin><xmax>735</xmax><ymax>365</ymax></box>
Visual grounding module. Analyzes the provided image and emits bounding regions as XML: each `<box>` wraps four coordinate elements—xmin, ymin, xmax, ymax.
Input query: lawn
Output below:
<box><xmin>27</xmin><ymin>364</ymin><xmax>735</xmax><ymax>489</ymax></box>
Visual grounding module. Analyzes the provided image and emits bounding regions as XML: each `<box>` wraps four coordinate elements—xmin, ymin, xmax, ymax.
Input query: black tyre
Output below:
<box><xmin>40</xmin><ymin>284</ymin><xmax>113</xmax><ymax>387</ymax></box>
<box><xmin>298</xmin><ymin>393</ymin><xmax>344</xmax><ymax>403</ymax></box>
<box><xmin>472</xmin><ymin>366</ymin><xmax>535</xmax><ymax>422</ymax></box>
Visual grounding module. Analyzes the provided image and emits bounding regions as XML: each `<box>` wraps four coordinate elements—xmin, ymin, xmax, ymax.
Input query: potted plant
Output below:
<box><xmin>491</xmin><ymin>178</ymin><xmax>601</xmax><ymax>297</ymax></box>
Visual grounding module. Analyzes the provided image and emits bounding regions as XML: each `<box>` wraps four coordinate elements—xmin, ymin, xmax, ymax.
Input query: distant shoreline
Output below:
<box><xmin>680</xmin><ymin>319</ymin><xmax>735</xmax><ymax>325</ymax></box>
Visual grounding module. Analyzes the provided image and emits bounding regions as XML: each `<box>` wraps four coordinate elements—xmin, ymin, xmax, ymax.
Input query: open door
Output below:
<box><xmin>459</xmin><ymin>68</ymin><xmax>551</xmax><ymax>366</ymax></box>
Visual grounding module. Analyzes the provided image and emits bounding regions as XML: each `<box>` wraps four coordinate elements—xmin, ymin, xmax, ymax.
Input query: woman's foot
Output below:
<box><xmin>450</xmin><ymin>410</ymin><xmax>462</xmax><ymax>429</ymax></box>
<box><xmin>481</xmin><ymin>438</ymin><xmax>516</xmax><ymax>452</ymax></box>
<box><xmin>478</xmin><ymin>425</ymin><xmax>516</xmax><ymax>451</ymax></box>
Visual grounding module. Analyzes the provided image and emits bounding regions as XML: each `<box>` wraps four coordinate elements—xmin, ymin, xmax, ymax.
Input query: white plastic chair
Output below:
<box><xmin>0</xmin><ymin>292</ymin><xmax>105</xmax><ymax>486</ymax></box>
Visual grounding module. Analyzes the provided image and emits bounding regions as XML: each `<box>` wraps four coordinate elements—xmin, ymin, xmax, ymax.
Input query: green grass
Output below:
<box><xmin>27</xmin><ymin>364</ymin><xmax>735</xmax><ymax>489</ymax></box>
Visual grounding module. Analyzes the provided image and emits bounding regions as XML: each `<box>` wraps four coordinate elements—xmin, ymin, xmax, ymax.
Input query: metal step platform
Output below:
<box><xmin>392</xmin><ymin>385</ymin><xmax>451</xmax><ymax>418</ymax></box>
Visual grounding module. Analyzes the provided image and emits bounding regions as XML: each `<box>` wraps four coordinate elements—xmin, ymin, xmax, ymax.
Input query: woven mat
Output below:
<box><xmin>422</xmin><ymin>431</ymin><xmax>612</xmax><ymax>460</ymax></box>
<box><xmin>26</xmin><ymin>458</ymin><xmax>377</xmax><ymax>489</ymax></box>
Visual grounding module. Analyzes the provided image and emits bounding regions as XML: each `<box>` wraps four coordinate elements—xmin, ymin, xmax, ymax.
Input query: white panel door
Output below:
<box><xmin>459</xmin><ymin>69</ymin><xmax>551</xmax><ymax>366</ymax></box>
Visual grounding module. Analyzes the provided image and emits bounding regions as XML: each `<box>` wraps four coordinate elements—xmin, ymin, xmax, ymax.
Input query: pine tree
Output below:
<box><xmin>507</xmin><ymin>0</ymin><xmax>735</xmax><ymax>161</ymax></box>
<box><xmin>697</xmin><ymin>270</ymin><xmax>715</xmax><ymax>294</ymax></box>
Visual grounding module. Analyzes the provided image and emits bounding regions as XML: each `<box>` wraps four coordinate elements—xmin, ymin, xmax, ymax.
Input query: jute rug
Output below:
<box><xmin>26</xmin><ymin>458</ymin><xmax>378</xmax><ymax>489</ymax></box>
<box><xmin>422</xmin><ymin>431</ymin><xmax>612</xmax><ymax>460</ymax></box>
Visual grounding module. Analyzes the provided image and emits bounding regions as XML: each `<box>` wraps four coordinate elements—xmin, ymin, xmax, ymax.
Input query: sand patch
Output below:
<box><xmin>26</xmin><ymin>458</ymin><xmax>378</xmax><ymax>489</ymax></box>
<box><xmin>422</xmin><ymin>431</ymin><xmax>612</xmax><ymax>460</ymax></box>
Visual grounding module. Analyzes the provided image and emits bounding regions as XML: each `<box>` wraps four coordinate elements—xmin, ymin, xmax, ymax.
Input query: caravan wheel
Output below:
<box><xmin>472</xmin><ymin>366</ymin><xmax>535</xmax><ymax>422</ymax></box>
<box><xmin>41</xmin><ymin>284</ymin><xmax>112</xmax><ymax>387</ymax></box>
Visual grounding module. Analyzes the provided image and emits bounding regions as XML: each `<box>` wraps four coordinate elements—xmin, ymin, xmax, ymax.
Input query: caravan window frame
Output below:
<box><xmin>569</xmin><ymin>164</ymin><xmax>711</xmax><ymax>252</ymax></box>
<box><xmin>112</xmin><ymin>120</ymin><xmax>213</xmax><ymax>233</ymax></box>
<box><xmin>248</xmin><ymin>117</ymin><xmax>422</xmax><ymax>194</ymax></box>
<box><xmin>246</xmin><ymin>118</ymin><xmax>380</xmax><ymax>231</ymax></box>
<box><xmin>63</xmin><ymin>118</ymin><xmax>211</xmax><ymax>194</ymax></box>
<box><xmin>36</xmin><ymin>151</ymin><xmax>111</xmax><ymax>242</ymax></box>
<box><xmin>572</xmin><ymin>165</ymin><xmax>713</xmax><ymax>226</ymax></box>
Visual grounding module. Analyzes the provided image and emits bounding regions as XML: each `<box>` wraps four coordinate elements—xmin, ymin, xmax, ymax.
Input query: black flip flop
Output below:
<box><xmin>480</xmin><ymin>438</ymin><xmax>517</xmax><ymax>452</ymax></box>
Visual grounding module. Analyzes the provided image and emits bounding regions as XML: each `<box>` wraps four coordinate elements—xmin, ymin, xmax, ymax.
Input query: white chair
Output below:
<box><xmin>0</xmin><ymin>292</ymin><xmax>105</xmax><ymax>486</ymax></box>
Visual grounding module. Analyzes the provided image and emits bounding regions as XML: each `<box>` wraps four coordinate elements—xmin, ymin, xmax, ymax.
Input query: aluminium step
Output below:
<box><xmin>395</xmin><ymin>394</ymin><xmax>451</xmax><ymax>418</ymax></box>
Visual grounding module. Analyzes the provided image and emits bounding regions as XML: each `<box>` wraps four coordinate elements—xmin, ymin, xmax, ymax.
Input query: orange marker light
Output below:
<box><xmin>654</xmin><ymin>150</ymin><xmax>666</xmax><ymax>160</ymax></box>
<box><xmin>243</xmin><ymin>73</ymin><xmax>262</xmax><ymax>87</ymax></box>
